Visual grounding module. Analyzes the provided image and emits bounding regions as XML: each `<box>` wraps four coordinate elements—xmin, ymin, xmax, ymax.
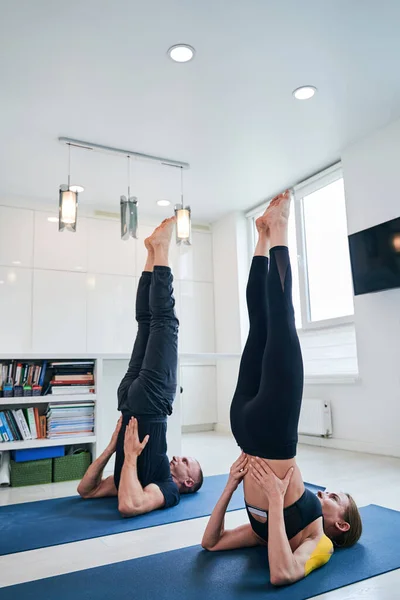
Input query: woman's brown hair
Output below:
<box><xmin>334</xmin><ymin>493</ymin><xmax>362</xmax><ymax>548</ymax></box>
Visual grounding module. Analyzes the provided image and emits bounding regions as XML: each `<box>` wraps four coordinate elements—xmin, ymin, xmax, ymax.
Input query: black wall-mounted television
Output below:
<box><xmin>348</xmin><ymin>216</ymin><xmax>400</xmax><ymax>296</ymax></box>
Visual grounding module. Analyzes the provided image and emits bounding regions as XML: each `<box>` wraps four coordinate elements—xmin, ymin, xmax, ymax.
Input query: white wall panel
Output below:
<box><xmin>34</xmin><ymin>211</ymin><xmax>88</xmax><ymax>272</ymax></box>
<box><xmin>180</xmin><ymin>281</ymin><xmax>215</xmax><ymax>353</ymax></box>
<box><xmin>87</xmin><ymin>218</ymin><xmax>136</xmax><ymax>276</ymax></box>
<box><xmin>0</xmin><ymin>267</ymin><xmax>32</xmax><ymax>352</ymax></box>
<box><xmin>87</xmin><ymin>274</ymin><xmax>137</xmax><ymax>354</ymax></box>
<box><xmin>32</xmin><ymin>269</ymin><xmax>87</xmax><ymax>353</ymax></box>
<box><xmin>181</xmin><ymin>365</ymin><xmax>217</xmax><ymax>425</ymax></box>
<box><xmin>175</xmin><ymin>232</ymin><xmax>213</xmax><ymax>282</ymax></box>
<box><xmin>0</xmin><ymin>206</ymin><xmax>34</xmax><ymax>268</ymax></box>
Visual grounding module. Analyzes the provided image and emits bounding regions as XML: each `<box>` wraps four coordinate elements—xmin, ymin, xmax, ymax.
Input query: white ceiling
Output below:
<box><xmin>1</xmin><ymin>0</ymin><xmax>400</xmax><ymax>222</ymax></box>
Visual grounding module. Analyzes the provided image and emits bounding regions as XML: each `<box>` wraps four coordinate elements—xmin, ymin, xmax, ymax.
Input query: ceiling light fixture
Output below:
<box><xmin>120</xmin><ymin>155</ymin><xmax>138</xmax><ymax>240</ymax></box>
<box><xmin>69</xmin><ymin>185</ymin><xmax>85</xmax><ymax>193</ymax></box>
<box><xmin>59</xmin><ymin>143</ymin><xmax>80</xmax><ymax>232</ymax></box>
<box><xmin>175</xmin><ymin>167</ymin><xmax>191</xmax><ymax>245</ymax></box>
<box><xmin>168</xmin><ymin>44</ymin><xmax>195</xmax><ymax>63</ymax></box>
<box><xmin>157</xmin><ymin>200</ymin><xmax>171</xmax><ymax>207</ymax></box>
<box><xmin>293</xmin><ymin>86</ymin><xmax>317</xmax><ymax>100</ymax></box>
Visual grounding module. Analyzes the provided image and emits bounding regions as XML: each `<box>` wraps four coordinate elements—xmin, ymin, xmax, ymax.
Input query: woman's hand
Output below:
<box><xmin>227</xmin><ymin>452</ymin><xmax>248</xmax><ymax>490</ymax></box>
<box><xmin>250</xmin><ymin>458</ymin><xmax>294</xmax><ymax>503</ymax></box>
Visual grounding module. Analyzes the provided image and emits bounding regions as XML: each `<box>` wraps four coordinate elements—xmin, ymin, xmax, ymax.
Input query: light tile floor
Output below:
<box><xmin>1</xmin><ymin>432</ymin><xmax>399</xmax><ymax>599</ymax></box>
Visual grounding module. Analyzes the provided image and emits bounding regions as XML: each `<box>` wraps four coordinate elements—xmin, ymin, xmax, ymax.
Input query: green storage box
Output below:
<box><xmin>52</xmin><ymin>451</ymin><xmax>91</xmax><ymax>482</ymax></box>
<box><xmin>10</xmin><ymin>458</ymin><xmax>52</xmax><ymax>487</ymax></box>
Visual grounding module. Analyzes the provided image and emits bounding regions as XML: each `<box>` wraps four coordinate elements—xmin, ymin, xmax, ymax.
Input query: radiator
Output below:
<box><xmin>298</xmin><ymin>399</ymin><xmax>332</xmax><ymax>437</ymax></box>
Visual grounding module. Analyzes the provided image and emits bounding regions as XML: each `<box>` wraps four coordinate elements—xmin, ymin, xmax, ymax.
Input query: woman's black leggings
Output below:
<box><xmin>230</xmin><ymin>247</ymin><xmax>304</xmax><ymax>460</ymax></box>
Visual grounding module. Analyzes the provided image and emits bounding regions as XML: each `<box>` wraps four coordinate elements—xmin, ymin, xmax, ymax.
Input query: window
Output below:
<box><xmin>247</xmin><ymin>164</ymin><xmax>354</xmax><ymax>330</ymax></box>
<box><xmin>302</xmin><ymin>178</ymin><xmax>354</xmax><ymax>323</ymax></box>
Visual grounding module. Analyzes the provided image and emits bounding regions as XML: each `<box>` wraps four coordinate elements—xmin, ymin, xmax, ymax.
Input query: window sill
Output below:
<box><xmin>304</xmin><ymin>374</ymin><xmax>360</xmax><ymax>385</ymax></box>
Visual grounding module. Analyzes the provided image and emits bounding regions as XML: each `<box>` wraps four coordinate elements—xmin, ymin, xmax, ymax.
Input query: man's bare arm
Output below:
<box><xmin>77</xmin><ymin>417</ymin><xmax>121</xmax><ymax>499</ymax></box>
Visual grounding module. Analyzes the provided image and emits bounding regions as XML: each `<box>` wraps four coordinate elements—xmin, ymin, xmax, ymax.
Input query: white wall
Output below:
<box><xmin>299</xmin><ymin>118</ymin><xmax>400</xmax><ymax>457</ymax></box>
<box><xmin>0</xmin><ymin>206</ymin><xmax>215</xmax><ymax>356</ymax></box>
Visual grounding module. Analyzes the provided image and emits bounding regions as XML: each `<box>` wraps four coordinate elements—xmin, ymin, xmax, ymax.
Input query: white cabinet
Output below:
<box><xmin>0</xmin><ymin>267</ymin><xmax>32</xmax><ymax>352</ymax></box>
<box><xmin>176</xmin><ymin>232</ymin><xmax>213</xmax><ymax>282</ymax></box>
<box><xmin>86</xmin><ymin>274</ymin><xmax>137</xmax><ymax>354</ymax></box>
<box><xmin>180</xmin><ymin>281</ymin><xmax>215</xmax><ymax>353</ymax></box>
<box><xmin>32</xmin><ymin>270</ymin><xmax>87</xmax><ymax>353</ymax></box>
<box><xmin>181</xmin><ymin>365</ymin><xmax>217</xmax><ymax>426</ymax></box>
<box><xmin>33</xmin><ymin>211</ymin><xmax>88</xmax><ymax>272</ymax></box>
<box><xmin>135</xmin><ymin>224</ymin><xmax>154</xmax><ymax>275</ymax></box>
<box><xmin>87</xmin><ymin>218</ymin><xmax>136</xmax><ymax>276</ymax></box>
<box><xmin>0</xmin><ymin>206</ymin><xmax>34</xmax><ymax>268</ymax></box>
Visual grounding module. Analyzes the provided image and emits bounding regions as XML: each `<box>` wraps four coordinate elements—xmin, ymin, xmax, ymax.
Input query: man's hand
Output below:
<box><xmin>107</xmin><ymin>416</ymin><xmax>122</xmax><ymax>454</ymax></box>
<box><xmin>124</xmin><ymin>417</ymin><xmax>150</xmax><ymax>461</ymax></box>
<box><xmin>250</xmin><ymin>458</ymin><xmax>294</xmax><ymax>503</ymax></box>
<box><xmin>227</xmin><ymin>452</ymin><xmax>248</xmax><ymax>490</ymax></box>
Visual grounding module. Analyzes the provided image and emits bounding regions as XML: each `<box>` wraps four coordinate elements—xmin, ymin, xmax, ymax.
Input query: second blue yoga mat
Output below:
<box><xmin>0</xmin><ymin>504</ymin><xmax>398</xmax><ymax>600</ymax></box>
<box><xmin>0</xmin><ymin>475</ymin><xmax>323</xmax><ymax>555</ymax></box>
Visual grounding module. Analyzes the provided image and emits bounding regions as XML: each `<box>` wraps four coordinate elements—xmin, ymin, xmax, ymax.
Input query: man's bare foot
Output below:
<box><xmin>149</xmin><ymin>216</ymin><xmax>176</xmax><ymax>248</ymax></box>
<box><xmin>144</xmin><ymin>236</ymin><xmax>154</xmax><ymax>253</ymax></box>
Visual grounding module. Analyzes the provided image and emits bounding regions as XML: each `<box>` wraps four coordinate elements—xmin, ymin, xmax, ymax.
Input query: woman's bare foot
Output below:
<box><xmin>143</xmin><ymin>236</ymin><xmax>155</xmax><ymax>272</ymax></box>
<box><xmin>262</xmin><ymin>190</ymin><xmax>291</xmax><ymax>248</ymax></box>
<box><xmin>254</xmin><ymin>216</ymin><xmax>270</xmax><ymax>257</ymax></box>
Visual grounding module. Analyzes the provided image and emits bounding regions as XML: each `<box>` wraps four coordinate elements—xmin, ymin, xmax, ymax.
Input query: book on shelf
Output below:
<box><xmin>0</xmin><ymin>359</ymin><xmax>96</xmax><ymax>398</ymax></box>
<box><xmin>0</xmin><ymin>407</ymin><xmax>44</xmax><ymax>442</ymax></box>
<box><xmin>46</xmin><ymin>401</ymin><xmax>95</xmax><ymax>439</ymax></box>
<box><xmin>51</xmin><ymin>386</ymin><xmax>95</xmax><ymax>396</ymax></box>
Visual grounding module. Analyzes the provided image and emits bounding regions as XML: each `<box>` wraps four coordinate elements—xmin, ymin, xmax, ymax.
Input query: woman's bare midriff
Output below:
<box><xmin>243</xmin><ymin>457</ymin><xmax>322</xmax><ymax>550</ymax></box>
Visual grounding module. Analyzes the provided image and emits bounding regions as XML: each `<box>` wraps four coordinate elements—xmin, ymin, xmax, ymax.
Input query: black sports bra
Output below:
<box><xmin>245</xmin><ymin>488</ymin><xmax>322</xmax><ymax>542</ymax></box>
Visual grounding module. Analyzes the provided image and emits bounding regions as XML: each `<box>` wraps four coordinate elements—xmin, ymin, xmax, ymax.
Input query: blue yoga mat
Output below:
<box><xmin>1</xmin><ymin>504</ymin><xmax>398</xmax><ymax>600</ymax></box>
<box><xmin>0</xmin><ymin>475</ymin><xmax>323</xmax><ymax>556</ymax></box>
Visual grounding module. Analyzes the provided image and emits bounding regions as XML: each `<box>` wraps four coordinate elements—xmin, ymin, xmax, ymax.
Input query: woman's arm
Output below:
<box><xmin>250</xmin><ymin>459</ymin><xmax>327</xmax><ymax>586</ymax></box>
<box><xmin>267</xmin><ymin>497</ymin><xmax>307</xmax><ymax>585</ymax></box>
<box><xmin>202</xmin><ymin>453</ymin><xmax>259</xmax><ymax>551</ymax></box>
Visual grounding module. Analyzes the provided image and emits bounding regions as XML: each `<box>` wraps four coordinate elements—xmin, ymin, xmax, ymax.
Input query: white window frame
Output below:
<box><xmin>246</xmin><ymin>163</ymin><xmax>354</xmax><ymax>331</ymax></box>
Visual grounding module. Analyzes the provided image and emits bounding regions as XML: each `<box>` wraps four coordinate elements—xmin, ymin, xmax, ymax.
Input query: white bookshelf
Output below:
<box><xmin>0</xmin><ymin>435</ymin><xmax>96</xmax><ymax>451</ymax></box>
<box><xmin>0</xmin><ymin>356</ymin><xmax>98</xmax><ymax>460</ymax></box>
<box><xmin>1</xmin><ymin>394</ymin><xmax>97</xmax><ymax>405</ymax></box>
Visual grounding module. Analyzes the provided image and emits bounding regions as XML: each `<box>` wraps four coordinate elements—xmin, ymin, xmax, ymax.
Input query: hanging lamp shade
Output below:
<box><xmin>175</xmin><ymin>166</ymin><xmax>191</xmax><ymax>245</ymax></box>
<box><xmin>58</xmin><ymin>144</ymin><xmax>82</xmax><ymax>232</ymax></box>
<box><xmin>175</xmin><ymin>204</ymin><xmax>191</xmax><ymax>245</ymax></box>
<box><xmin>120</xmin><ymin>195</ymin><xmax>138</xmax><ymax>240</ymax></box>
<box><xmin>59</xmin><ymin>185</ymin><xmax>78</xmax><ymax>232</ymax></box>
<box><xmin>121</xmin><ymin>156</ymin><xmax>138</xmax><ymax>240</ymax></box>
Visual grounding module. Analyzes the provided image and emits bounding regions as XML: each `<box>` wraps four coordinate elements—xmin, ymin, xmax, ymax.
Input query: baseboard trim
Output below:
<box><xmin>214</xmin><ymin>423</ymin><xmax>232</xmax><ymax>435</ymax></box>
<box><xmin>182</xmin><ymin>424</ymin><xmax>215</xmax><ymax>434</ymax></box>
<box><xmin>298</xmin><ymin>434</ymin><xmax>400</xmax><ymax>458</ymax></box>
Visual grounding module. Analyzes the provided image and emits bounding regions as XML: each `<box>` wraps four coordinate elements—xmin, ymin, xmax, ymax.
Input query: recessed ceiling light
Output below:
<box><xmin>293</xmin><ymin>86</ymin><xmax>317</xmax><ymax>100</ymax></box>
<box><xmin>0</xmin><ymin>280</ymin><xmax>4</xmax><ymax>285</ymax></box>
<box><xmin>168</xmin><ymin>44</ymin><xmax>195</xmax><ymax>63</ymax></box>
<box><xmin>12</xmin><ymin>260</ymin><xmax>21</xmax><ymax>265</ymax></box>
<box><xmin>48</xmin><ymin>216</ymin><xmax>59</xmax><ymax>223</ymax></box>
<box><xmin>69</xmin><ymin>185</ymin><xmax>85</xmax><ymax>193</ymax></box>
<box><xmin>157</xmin><ymin>200</ymin><xmax>171</xmax><ymax>207</ymax></box>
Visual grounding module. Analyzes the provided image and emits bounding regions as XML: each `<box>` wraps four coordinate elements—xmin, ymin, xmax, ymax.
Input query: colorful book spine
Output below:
<box><xmin>0</xmin><ymin>411</ymin><xmax>14</xmax><ymax>441</ymax></box>
<box><xmin>15</xmin><ymin>409</ymin><xmax>31</xmax><ymax>440</ymax></box>
<box><xmin>6</xmin><ymin>411</ymin><xmax>22</xmax><ymax>440</ymax></box>
<box><xmin>0</xmin><ymin>413</ymin><xmax>10</xmax><ymax>441</ymax></box>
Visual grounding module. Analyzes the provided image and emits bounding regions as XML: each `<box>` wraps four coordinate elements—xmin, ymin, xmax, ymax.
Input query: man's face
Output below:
<box><xmin>169</xmin><ymin>456</ymin><xmax>199</xmax><ymax>488</ymax></box>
